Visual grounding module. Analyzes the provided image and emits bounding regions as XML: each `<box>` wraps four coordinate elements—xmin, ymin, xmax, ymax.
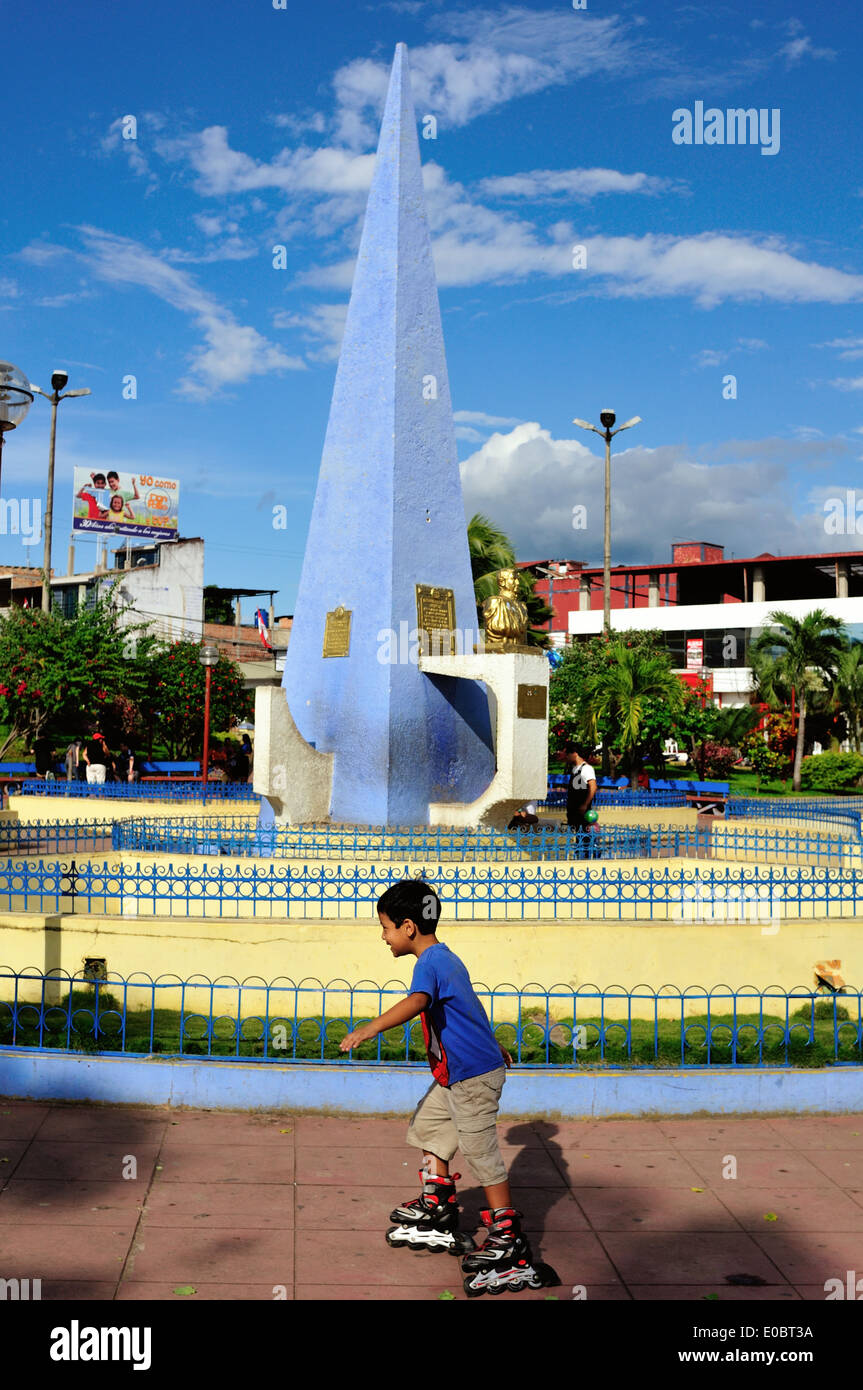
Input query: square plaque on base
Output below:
<box><xmin>415</xmin><ymin>585</ymin><xmax>456</xmax><ymax>656</ymax></box>
<box><xmin>517</xmin><ymin>684</ymin><xmax>547</xmax><ymax>719</ymax></box>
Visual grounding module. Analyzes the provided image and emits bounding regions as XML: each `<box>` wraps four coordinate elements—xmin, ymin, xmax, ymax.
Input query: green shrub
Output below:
<box><xmin>799</xmin><ymin>751</ymin><xmax>863</xmax><ymax>793</ymax></box>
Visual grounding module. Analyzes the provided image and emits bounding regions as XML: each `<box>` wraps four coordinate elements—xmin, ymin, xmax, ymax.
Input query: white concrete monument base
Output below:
<box><xmin>252</xmin><ymin>686</ymin><xmax>333</xmax><ymax>823</ymax></box>
<box><xmin>419</xmin><ymin>651</ymin><xmax>549</xmax><ymax>828</ymax></box>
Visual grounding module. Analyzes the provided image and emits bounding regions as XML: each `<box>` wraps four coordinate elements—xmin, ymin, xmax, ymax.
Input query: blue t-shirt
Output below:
<box><xmin>410</xmin><ymin>942</ymin><xmax>503</xmax><ymax>1087</ymax></box>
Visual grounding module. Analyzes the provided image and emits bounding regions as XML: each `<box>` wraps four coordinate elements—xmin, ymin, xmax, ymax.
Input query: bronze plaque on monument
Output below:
<box><xmin>323</xmin><ymin>606</ymin><xmax>352</xmax><ymax>657</ymax></box>
<box><xmin>517</xmin><ymin>684</ymin><xmax>547</xmax><ymax>719</ymax></box>
<box><xmin>415</xmin><ymin>584</ymin><xmax>457</xmax><ymax>656</ymax></box>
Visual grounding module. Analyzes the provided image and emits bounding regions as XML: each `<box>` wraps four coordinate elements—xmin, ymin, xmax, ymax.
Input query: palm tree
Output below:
<box><xmin>749</xmin><ymin>610</ymin><xmax>848</xmax><ymax>790</ymax></box>
<box><xmin>580</xmin><ymin>642</ymin><xmax>685</xmax><ymax>786</ymax></box>
<box><xmin>834</xmin><ymin>645</ymin><xmax>863</xmax><ymax>754</ymax></box>
<box><xmin>467</xmin><ymin>513</ymin><xmax>552</xmax><ymax>648</ymax></box>
<box><xmin>712</xmin><ymin>704</ymin><xmax>761</xmax><ymax>749</ymax></box>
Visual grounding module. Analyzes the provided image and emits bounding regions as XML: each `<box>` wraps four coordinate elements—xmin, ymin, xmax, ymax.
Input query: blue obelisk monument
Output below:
<box><xmin>279</xmin><ymin>43</ymin><xmax>495</xmax><ymax>825</ymax></box>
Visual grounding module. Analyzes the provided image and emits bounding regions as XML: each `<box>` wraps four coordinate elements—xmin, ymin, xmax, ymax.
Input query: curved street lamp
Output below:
<box><xmin>0</xmin><ymin>360</ymin><xmax>34</xmax><ymax>498</ymax></box>
<box><xmin>573</xmin><ymin>410</ymin><xmax>642</xmax><ymax>635</ymax></box>
<box><xmin>30</xmin><ymin>370</ymin><xmax>91</xmax><ymax>612</ymax></box>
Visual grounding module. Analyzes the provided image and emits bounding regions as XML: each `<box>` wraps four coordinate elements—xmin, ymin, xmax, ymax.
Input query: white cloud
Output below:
<box><xmin>101</xmin><ymin>116</ymin><xmax>158</xmax><ymax>194</ymax></box>
<box><xmin>459</xmin><ymin>421</ymin><xmax>855</xmax><ymax>562</ymax></box>
<box><xmin>330</xmin><ymin>9</ymin><xmax>649</xmax><ymax>145</ymax></box>
<box><xmin>832</xmin><ymin>376</ymin><xmax>863</xmax><ymax>392</ymax></box>
<box><xmin>454</xmin><ymin>410</ymin><xmax>523</xmax><ymax>426</ymax></box>
<box><xmin>478</xmin><ymin>168</ymin><xmax>676</xmax><ymax>201</ymax></box>
<box><xmin>272</xmin><ymin>302</ymin><xmax>348</xmax><ymax>362</ymax></box>
<box><xmin>778</xmin><ymin>33</ymin><xmax>836</xmax><ymax>67</ymax></box>
<box><xmin>162</xmin><ymin>125</ymin><xmax>376</xmax><ymax>198</ymax></box>
<box><xmin>692</xmin><ymin>337</ymin><xmax>769</xmax><ymax>368</ymax></box>
<box><xmin>819</xmin><ymin>335</ymin><xmax>863</xmax><ymax>360</ymax></box>
<box><xmin>73</xmin><ymin>227</ymin><xmax>305</xmax><ymax>397</ymax></box>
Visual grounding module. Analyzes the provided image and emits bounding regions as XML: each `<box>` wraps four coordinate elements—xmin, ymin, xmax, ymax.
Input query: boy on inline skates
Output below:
<box><xmin>339</xmin><ymin>878</ymin><xmax>558</xmax><ymax>1297</ymax></box>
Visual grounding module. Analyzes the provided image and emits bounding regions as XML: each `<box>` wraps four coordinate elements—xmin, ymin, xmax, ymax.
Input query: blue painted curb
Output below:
<box><xmin>1</xmin><ymin>1051</ymin><xmax>861</xmax><ymax>1115</ymax></box>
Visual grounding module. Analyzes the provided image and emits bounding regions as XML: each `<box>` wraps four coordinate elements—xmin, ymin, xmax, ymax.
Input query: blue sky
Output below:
<box><xmin>2</xmin><ymin>0</ymin><xmax>862</xmax><ymax>617</ymax></box>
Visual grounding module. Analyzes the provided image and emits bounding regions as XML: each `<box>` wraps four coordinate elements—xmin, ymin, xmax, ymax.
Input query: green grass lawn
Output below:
<box><xmin>2</xmin><ymin>993</ymin><xmax>859</xmax><ymax>1069</ymax></box>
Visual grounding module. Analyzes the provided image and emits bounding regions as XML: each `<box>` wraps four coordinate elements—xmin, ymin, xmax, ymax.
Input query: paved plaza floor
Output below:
<box><xmin>1</xmin><ymin>1101</ymin><xmax>862</xmax><ymax>1301</ymax></box>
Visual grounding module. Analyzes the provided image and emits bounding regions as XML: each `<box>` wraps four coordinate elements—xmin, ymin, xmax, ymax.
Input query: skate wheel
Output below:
<box><xmin>463</xmin><ymin>1278</ymin><xmax>485</xmax><ymax>1299</ymax></box>
<box><xmin>487</xmin><ymin>1283</ymin><xmax>504</xmax><ymax>1295</ymax></box>
<box><xmin>509</xmin><ymin>1279</ymin><xmax>524</xmax><ymax>1292</ymax></box>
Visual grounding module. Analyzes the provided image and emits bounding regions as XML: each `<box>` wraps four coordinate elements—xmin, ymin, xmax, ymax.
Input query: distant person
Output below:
<box><xmin>82</xmin><ymin>730</ymin><xmax>108</xmax><ymax>784</ymax></box>
<box><xmin>33</xmin><ymin>735</ymin><xmax>55</xmax><ymax>780</ymax></box>
<box><xmin>564</xmin><ymin>744</ymin><xmax>597</xmax><ymax>858</ymax></box>
<box><xmin>119</xmin><ymin>745</ymin><xmax>138</xmax><ymax>782</ymax></box>
<box><xmin>229</xmin><ymin>740</ymin><xmax>249</xmax><ymax>782</ymax></box>
<box><xmin>507</xmin><ymin>802</ymin><xmax>539</xmax><ymax>832</ymax></box>
<box><xmin>64</xmin><ymin>737</ymin><xmax>82</xmax><ymax>783</ymax></box>
<box><xmin>241</xmin><ymin>733</ymin><xmax>253</xmax><ymax>780</ymax></box>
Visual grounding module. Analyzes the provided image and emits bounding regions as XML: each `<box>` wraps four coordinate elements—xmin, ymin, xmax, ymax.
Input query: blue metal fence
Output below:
<box><xmin>16</xmin><ymin>780</ymin><xmax>258</xmax><ymax>802</ymax></box>
<box><xmin>0</xmin><ymin>821</ymin><xmax>115</xmax><ymax>856</ymax></box>
<box><xmin>1</xmin><ymin>858</ymin><xmax>862</xmax><ymax>917</ymax></box>
<box><xmin>1</xmin><ymin>968</ymin><xmax>859</xmax><ymax>1068</ymax></box>
<box><xmin>107</xmin><ymin>815</ymin><xmax>855</xmax><ymax>867</ymax></box>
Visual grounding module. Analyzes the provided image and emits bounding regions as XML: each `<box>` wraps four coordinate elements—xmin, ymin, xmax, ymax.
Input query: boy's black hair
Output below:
<box><xmin>107</xmin><ymin>471</ymin><xmax>119</xmax><ymax>480</ymax></box>
<box><xmin>92</xmin><ymin>473</ymin><xmax>106</xmax><ymax>484</ymax></box>
<box><xmin>377</xmin><ymin>879</ymin><xmax>440</xmax><ymax>935</ymax></box>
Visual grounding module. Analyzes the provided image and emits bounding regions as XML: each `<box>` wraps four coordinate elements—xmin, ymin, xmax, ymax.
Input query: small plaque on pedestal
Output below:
<box><xmin>517</xmin><ymin>684</ymin><xmax>547</xmax><ymax>719</ymax></box>
<box><xmin>416</xmin><ymin>584</ymin><xmax>456</xmax><ymax>656</ymax></box>
<box><xmin>323</xmin><ymin>606</ymin><xmax>352</xmax><ymax>657</ymax></box>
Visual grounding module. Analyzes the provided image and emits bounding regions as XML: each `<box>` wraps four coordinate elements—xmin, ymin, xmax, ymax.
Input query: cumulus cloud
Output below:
<box><xmin>459</xmin><ymin>421</ymin><xmax>857</xmax><ymax>562</ymax></box>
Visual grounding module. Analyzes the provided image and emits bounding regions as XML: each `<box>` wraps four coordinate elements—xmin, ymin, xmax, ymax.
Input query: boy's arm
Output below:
<box><xmin>339</xmin><ymin>992</ymin><xmax>429</xmax><ymax>1052</ymax></box>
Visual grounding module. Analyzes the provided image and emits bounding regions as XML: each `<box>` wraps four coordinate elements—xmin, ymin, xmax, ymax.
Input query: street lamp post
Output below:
<box><xmin>0</xmin><ymin>361</ymin><xmax>34</xmax><ymax>499</ymax></box>
<box><xmin>199</xmin><ymin>644</ymin><xmax>220</xmax><ymax>803</ymax></box>
<box><xmin>30</xmin><ymin>371</ymin><xmax>91</xmax><ymax>612</ymax></box>
<box><xmin>573</xmin><ymin>410</ymin><xmax>642</xmax><ymax>635</ymax></box>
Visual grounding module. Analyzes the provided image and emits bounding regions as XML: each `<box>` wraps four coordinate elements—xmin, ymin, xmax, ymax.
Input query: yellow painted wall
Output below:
<box><xmin>1</xmin><ymin>911</ymin><xmax>858</xmax><ymax>1020</ymax></box>
<box><xmin>8</xmin><ymin>796</ymin><xmax>259</xmax><ymax>824</ymax></box>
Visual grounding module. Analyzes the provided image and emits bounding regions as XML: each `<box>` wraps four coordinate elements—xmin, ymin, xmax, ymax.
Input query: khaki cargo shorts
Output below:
<box><xmin>406</xmin><ymin>1066</ymin><xmax>507</xmax><ymax>1187</ymax></box>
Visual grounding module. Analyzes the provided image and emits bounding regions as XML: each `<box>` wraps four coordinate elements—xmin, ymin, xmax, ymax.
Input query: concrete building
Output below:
<box><xmin>50</xmin><ymin>537</ymin><xmax>205</xmax><ymax>644</ymax></box>
<box><xmin>523</xmin><ymin>543</ymin><xmax>863</xmax><ymax>707</ymax></box>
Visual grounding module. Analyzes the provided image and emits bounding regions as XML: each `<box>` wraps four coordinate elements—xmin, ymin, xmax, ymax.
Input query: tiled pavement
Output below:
<box><xmin>1</xmin><ymin>1103</ymin><xmax>862</xmax><ymax>1301</ymax></box>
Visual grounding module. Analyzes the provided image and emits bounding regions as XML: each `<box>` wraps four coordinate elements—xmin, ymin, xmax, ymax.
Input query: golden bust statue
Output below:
<box><xmin>481</xmin><ymin>567</ymin><xmax>529</xmax><ymax>650</ymax></box>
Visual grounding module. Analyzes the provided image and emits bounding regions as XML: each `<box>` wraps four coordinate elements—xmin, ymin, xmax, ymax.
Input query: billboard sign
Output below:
<box><xmin>72</xmin><ymin>470</ymin><xmax>180</xmax><ymax>541</ymax></box>
<box><xmin>685</xmin><ymin>637</ymin><xmax>704</xmax><ymax>670</ymax></box>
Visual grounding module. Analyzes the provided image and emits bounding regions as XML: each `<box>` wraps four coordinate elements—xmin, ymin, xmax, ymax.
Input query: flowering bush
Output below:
<box><xmin>695</xmin><ymin>742</ymin><xmax>738</xmax><ymax>777</ymax></box>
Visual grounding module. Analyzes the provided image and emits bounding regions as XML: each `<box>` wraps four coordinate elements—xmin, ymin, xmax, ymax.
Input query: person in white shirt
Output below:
<box><xmin>565</xmin><ymin>744</ymin><xmax>597</xmax><ymax>840</ymax></box>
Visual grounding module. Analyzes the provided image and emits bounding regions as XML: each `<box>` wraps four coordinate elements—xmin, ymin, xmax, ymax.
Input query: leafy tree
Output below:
<box><xmin>580</xmin><ymin>641</ymin><xmax>686</xmax><ymax>786</ymax></box>
<box><xmin>203</xmin><ymin>586</ymin><xmax>236</xmax><ymax>625</ymax></box>
<box><xmin>467</xmin><ymin>513</ymin><xmax>552</xmax><ymax>648</ymax></box>
<box><xmin>145</xmin><ymin>642</ymin><xmax>253</xmax><ymax>758</ymax></box>
<box><xmin>549</xmin><ymin>631</ymin><xmax>714</xmax><ymax>774</ymax></box>
<box><xmin>0</xmin><ymin>600</ymin><xmax>156</xmax><ymax>760</ymax></box>
<box><xmin>834</xmin><ymin>646</ymin><xmax>863</xmax><ymax>754</ymax></box>
<box><xmin>750</xmin><ymin>610</ymin><xmax>848</xmax><ymax>790</ymax></box>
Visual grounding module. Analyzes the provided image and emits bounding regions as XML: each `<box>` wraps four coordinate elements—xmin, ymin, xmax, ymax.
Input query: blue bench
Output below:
<box><xmin>140</xmin><ymin>761</ymin><xmax>202</xmax><ymax>780</ymax></box>
<box><xmin>684</xmin><ymin>780</ymin><xmax>730</xmax><ymax>814</ymax></box>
